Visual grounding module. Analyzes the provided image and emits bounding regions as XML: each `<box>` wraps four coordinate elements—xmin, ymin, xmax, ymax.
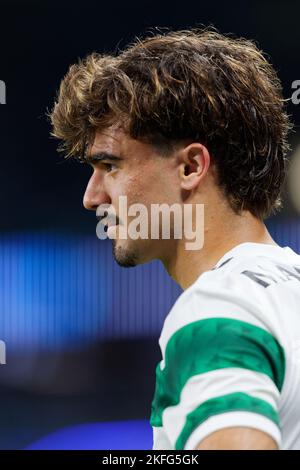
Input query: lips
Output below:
<box><xmin>105</xmin><ymin>218</ymin><xmax>118</xmax><ymax>227</ymax></box>
<box><xmin>100</xmin><ymin>216</ymin><xmax>118</xmax><ymax>233</ymax></box>
<box><xmin>104</xmin><ymin>222</ymin><xmax>118</xmax><ymax>233</ymax></box>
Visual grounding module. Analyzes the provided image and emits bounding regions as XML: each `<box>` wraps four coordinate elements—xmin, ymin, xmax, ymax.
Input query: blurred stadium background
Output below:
<box><xmin>0</xmin><ymin>0</ymin><xmax>300</xmax><ymax>449</ymax></box>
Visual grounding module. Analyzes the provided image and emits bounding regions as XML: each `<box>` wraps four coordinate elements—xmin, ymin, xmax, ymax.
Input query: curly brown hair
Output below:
<box><xmin>50</xmin><ymin>27</ymin><xmax>292</xmax><ymax>219</ymax></box>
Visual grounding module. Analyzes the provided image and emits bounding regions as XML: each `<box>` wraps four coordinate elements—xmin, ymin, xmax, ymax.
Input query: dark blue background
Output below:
<box><xmin>0</xmin><ymin>0</ymin><xmax>299</xmax><ymax>449</ymax></box>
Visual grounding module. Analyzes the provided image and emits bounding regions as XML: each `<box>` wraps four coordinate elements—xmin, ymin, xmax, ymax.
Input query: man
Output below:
<box><xmin>50</xmin><ymin>28</ymin><xmax>300</xmax><ymax>450</ymax></box>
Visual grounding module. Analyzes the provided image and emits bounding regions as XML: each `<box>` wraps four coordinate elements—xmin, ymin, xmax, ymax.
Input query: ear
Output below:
<box><xmin>178</xmin><ymin>143</ymin><xmax>211</xmax><ymax>191</ymax></box>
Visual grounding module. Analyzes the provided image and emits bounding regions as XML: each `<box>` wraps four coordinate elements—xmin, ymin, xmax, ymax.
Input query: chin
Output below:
<box><xmin>112</xmin><ymin>240</ymin><xmax>140</xmax><ymax>268</ymax></box>
<box><xmin>112</xmin><ymin>236</ymin><xmax>157</xmax><ymax>267</ymax></box>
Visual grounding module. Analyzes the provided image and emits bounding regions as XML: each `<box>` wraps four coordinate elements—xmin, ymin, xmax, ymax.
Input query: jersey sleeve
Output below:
<box><xmin>150</xmin><ymin>280</ymin><xmax>286</xmax><ymax>450</ymax></box>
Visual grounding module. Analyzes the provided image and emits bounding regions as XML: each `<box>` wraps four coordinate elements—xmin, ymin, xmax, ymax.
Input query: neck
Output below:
<box><xmin>160</xmin><ymin>210</ymin><xmax>277</xmax><ymax>290</ymax></box>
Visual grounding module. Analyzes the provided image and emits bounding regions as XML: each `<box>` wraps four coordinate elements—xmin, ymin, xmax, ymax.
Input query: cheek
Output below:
<box><xmin>117</xmin><ymin>162</ymin><xmax>177</xmax><ymax>205</ymax></box>
<box><xmin>106</xmin><ymin>174</ymin><xmax>144</xmax><ymax>210</ymax></box>
<box><xmin>123</xmin><ymin>171</ymin><xmax>148</xmax><ymax>201</ymax></box>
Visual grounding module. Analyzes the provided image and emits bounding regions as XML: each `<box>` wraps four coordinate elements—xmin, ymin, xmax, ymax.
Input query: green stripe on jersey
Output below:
<box><xmin>150</xmin><ymin>317</ymin><xmax>285</xmax><ymax>427</ymax></box>
<box><xmin>175</xmin><ymin>392</ymin><xmax>279</xmax><ymax>450</ymax></box>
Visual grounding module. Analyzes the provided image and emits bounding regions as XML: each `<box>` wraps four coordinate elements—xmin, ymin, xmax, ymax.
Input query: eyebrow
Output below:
<box><xmin>84</xmin><ymin>152</ymin><xmax>123</xmax><ymax>165</ymax></box>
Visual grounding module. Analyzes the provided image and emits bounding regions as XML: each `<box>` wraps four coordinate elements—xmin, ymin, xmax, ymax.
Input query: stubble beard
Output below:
<box><xmin>112</xmin><ymin>239</ymin><xmax>139</xmax><ymax>268</ymax></box>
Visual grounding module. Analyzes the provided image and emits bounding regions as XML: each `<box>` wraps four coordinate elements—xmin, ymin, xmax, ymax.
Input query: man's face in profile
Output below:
<box><xmin>83</xmin><ymin>125</ymin><xmax>183</xmax><ymax>267</ymax></box>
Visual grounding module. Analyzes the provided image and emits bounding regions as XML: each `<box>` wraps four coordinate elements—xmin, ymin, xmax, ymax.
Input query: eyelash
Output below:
<box><xmin>102</xmin><ymin>162</ymin><xmax>117</xmax><ymax>173</ymax></box>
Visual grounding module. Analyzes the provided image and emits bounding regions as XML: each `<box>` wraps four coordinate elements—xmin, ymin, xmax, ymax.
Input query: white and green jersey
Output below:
<box><xmin>150</xmin><ymin>242</ymin><xmax>300</xmax><ymax>450</ymax></box>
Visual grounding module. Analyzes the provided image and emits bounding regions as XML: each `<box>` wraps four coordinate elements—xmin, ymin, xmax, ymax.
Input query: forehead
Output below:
<box><xmin>90</xmin><ymin>125</ymin><xmax>124</xmax><ymax>154</ymax></box>
<box><xmin>89</xmin><ymin>125</ymin><xmax>160</xmax><ymax>161</ymax></box>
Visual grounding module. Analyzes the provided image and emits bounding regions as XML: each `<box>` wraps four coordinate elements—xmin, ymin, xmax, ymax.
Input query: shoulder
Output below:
<box><xmin>159</xmin><ymin>246</ymin><xmax>300</xmax><ymax>358</ymax></box>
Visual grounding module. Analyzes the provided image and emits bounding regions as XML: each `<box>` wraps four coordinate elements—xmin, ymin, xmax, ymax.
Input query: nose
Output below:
<box><xmin>83</xmin><ymin>171</ymin><xmax>111</xmax><ymax>211</ymax></box>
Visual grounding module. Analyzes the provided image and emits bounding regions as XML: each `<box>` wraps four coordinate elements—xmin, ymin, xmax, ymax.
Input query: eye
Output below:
<box><xmin>102</xmin><ymin>162</ymin><xmax>117</xmax><ymax>173</ymax></box>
